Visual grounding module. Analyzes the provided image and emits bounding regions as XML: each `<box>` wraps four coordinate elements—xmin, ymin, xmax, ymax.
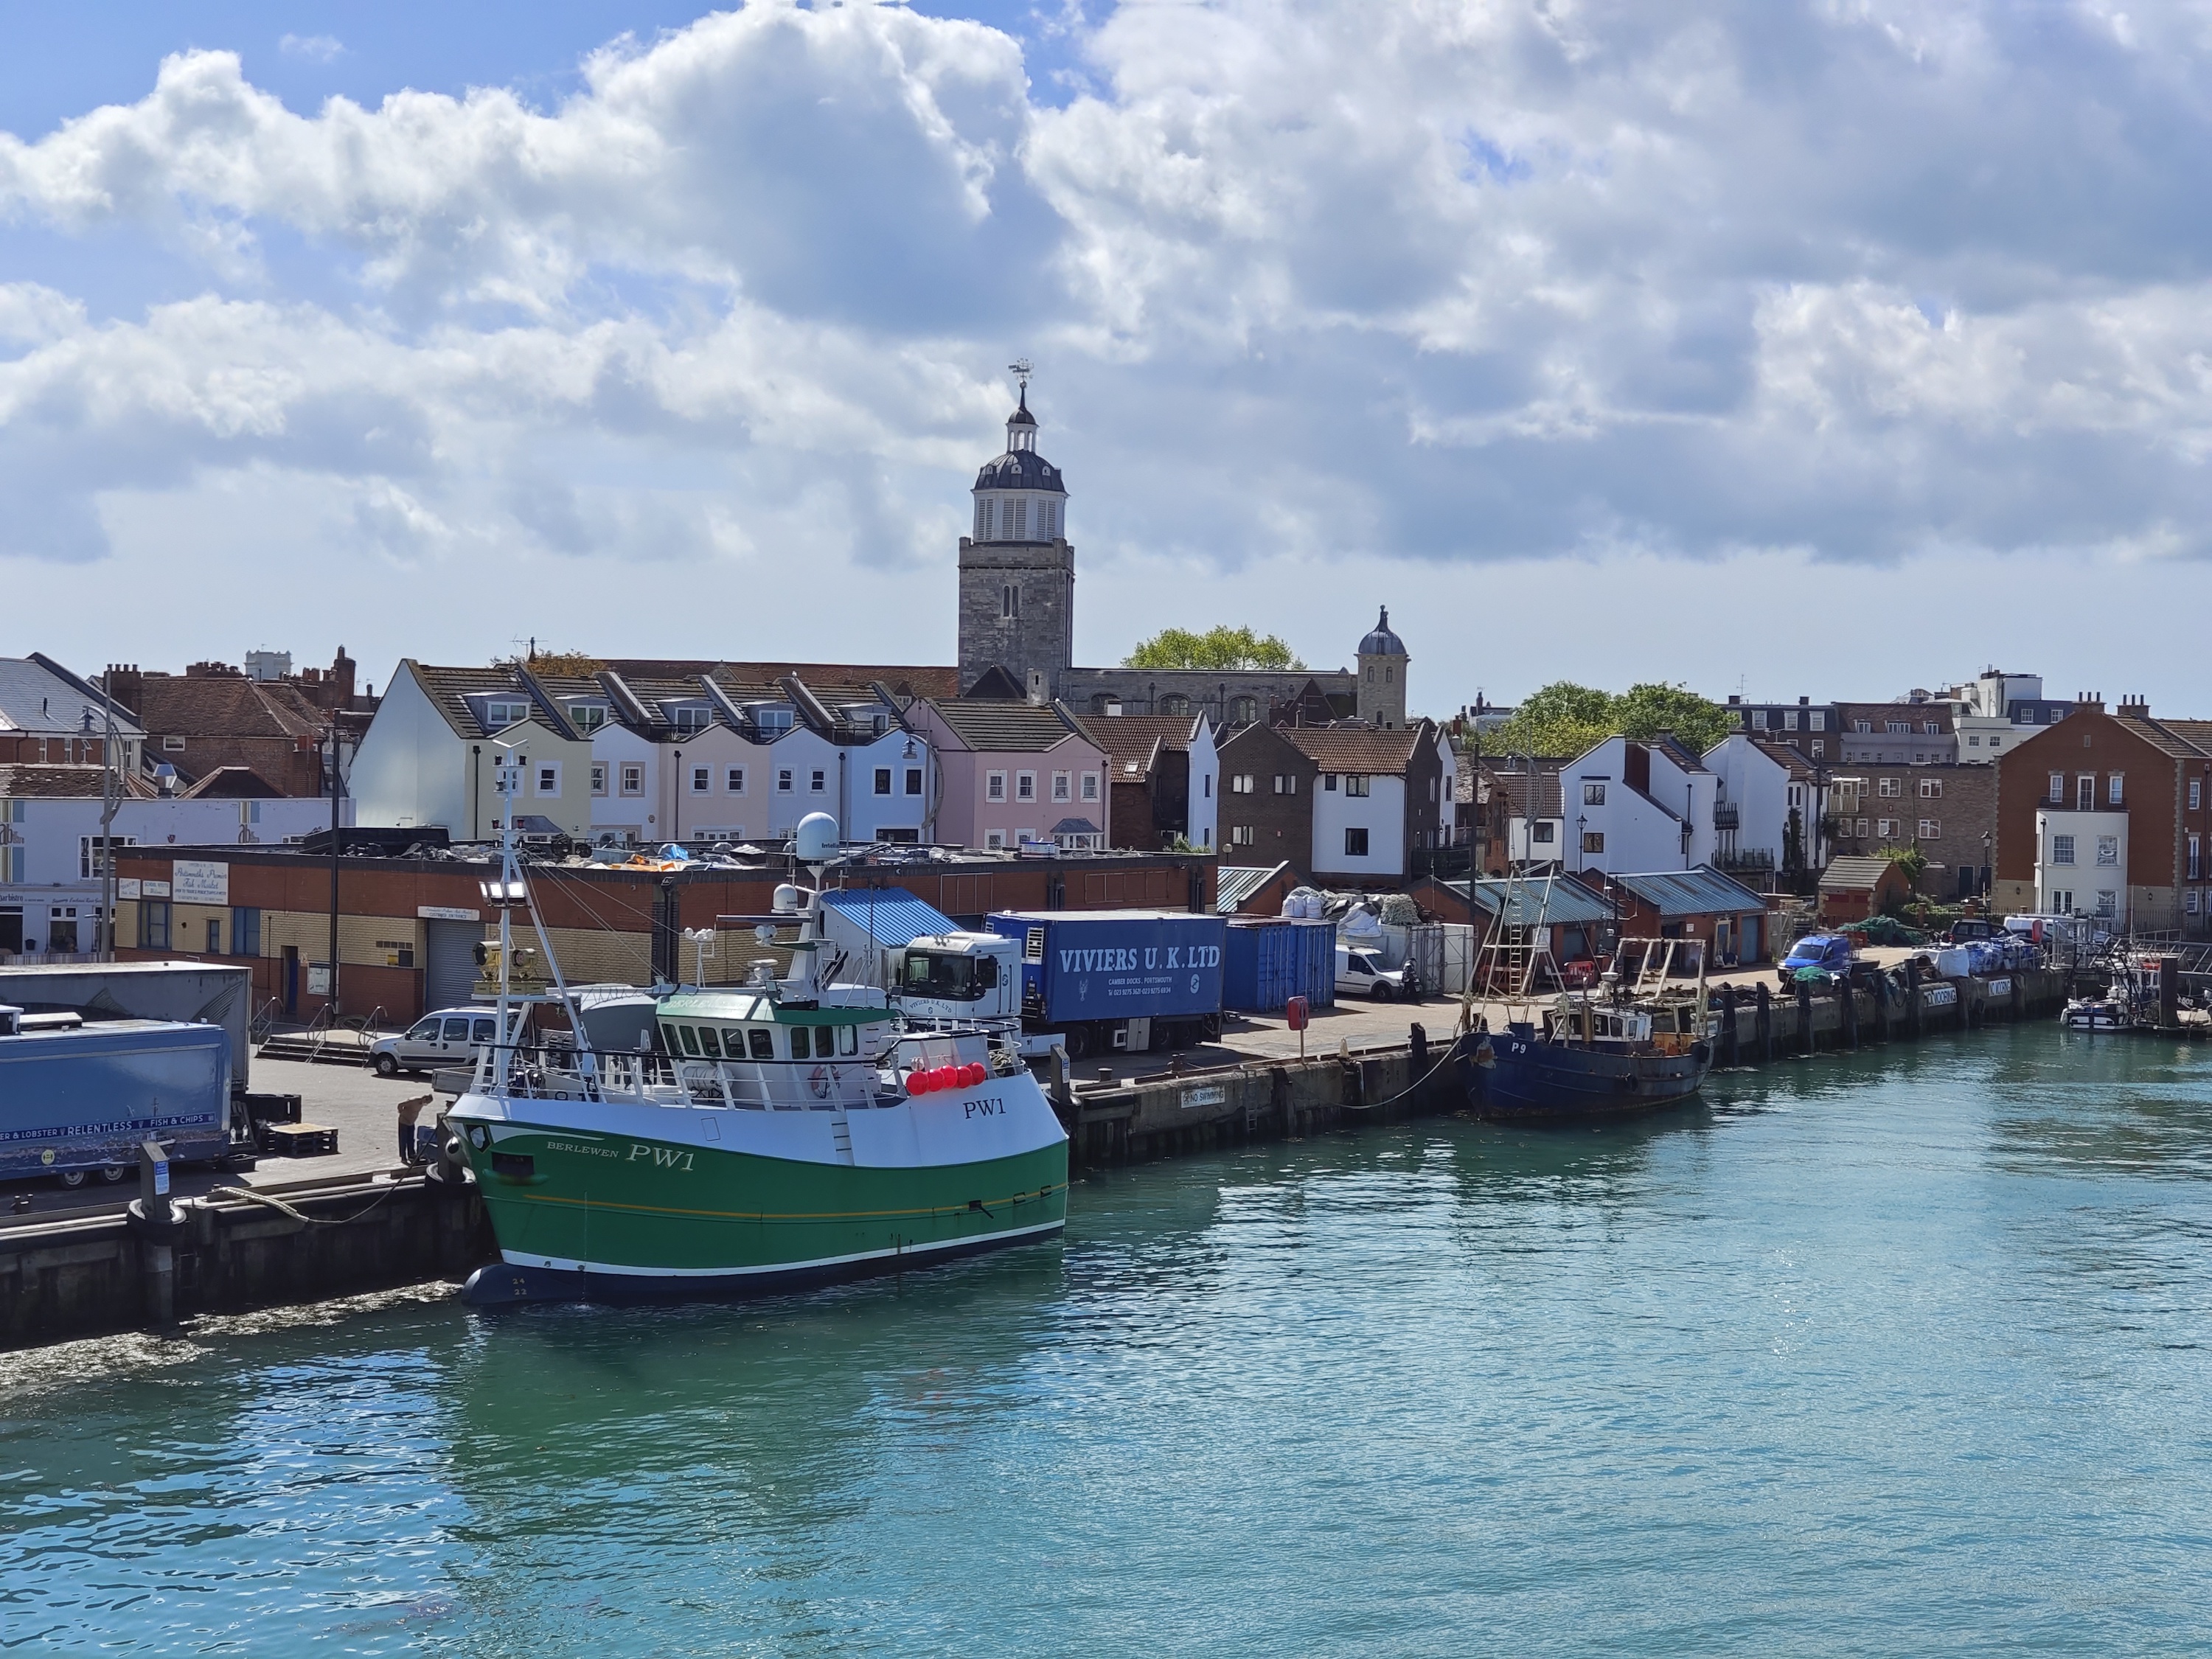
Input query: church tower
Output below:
<box><xmin>1356</xmin><ymin>606</ymin><xmax>1408</xmax><ymax>729</ymax></box>
<box><xmin>958</xmin><ymin>366</ymin><xmax>1074</xmax><ymax>698</ymax></box>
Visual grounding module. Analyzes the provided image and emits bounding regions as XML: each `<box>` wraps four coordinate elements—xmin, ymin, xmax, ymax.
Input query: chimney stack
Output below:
<box><xmin>103</xmin><ymin>664</ymin><xmax>144</xmax><ymax>717</ymax></box>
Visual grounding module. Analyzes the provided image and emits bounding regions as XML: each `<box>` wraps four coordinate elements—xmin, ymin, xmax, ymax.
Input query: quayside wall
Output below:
<box><xmin>1056</xmin><ymin>966</ymin><xmax>2072</xmax><ymax>1169</ymax></box>
<box><xmin>0</xmin><ymin>1173</ymin><xmax>489</xmax><ymax>1350</ymax></box>
<box><xmin>0</xmin><ymin>968</ymin><xmax>2067</xmax><ymax>1352</ymax></box>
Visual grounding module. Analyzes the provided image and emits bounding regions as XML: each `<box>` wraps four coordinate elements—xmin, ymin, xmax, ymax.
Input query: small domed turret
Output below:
<box><xmin>1358</xmin><ymin>606</ymin><xmax>1407</xmax><ymax>658</ymax></box>
<box><xmin>1356</xmin><ymin>605</ymin><xmax>1409</xmax><ymax>729</ymax></box>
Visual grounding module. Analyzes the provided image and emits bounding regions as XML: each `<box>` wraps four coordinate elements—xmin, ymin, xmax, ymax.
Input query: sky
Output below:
<box><xmin>1</xmin><ymin>0</ymin><xmax>2208</xmax><ymax>717</ymax></box>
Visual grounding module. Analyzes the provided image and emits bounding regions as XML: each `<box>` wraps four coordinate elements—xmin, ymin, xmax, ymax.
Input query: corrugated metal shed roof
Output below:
<box><xmin>1216</xmin><ymin>862</ymin><xmax>1290</xmax><ymax>913</ymax></box>
<box><xmin>1449</xmin><ymin>875</ymin><xmax>1615</xmax><ymax>927</ymax></box>
<box><xmin>1608</xmin><ymin>866</ymin><xmax>1767</xmax><ymax>917</ymax></box>
<box><xmin>818</xmin><ymin>886</ymin><xmax>961</xmax><ymax>946</ymax></box>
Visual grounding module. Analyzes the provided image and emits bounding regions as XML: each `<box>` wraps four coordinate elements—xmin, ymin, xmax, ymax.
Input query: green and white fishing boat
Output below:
<box><xmin>453</xmin><ymin>775</ymin><xmax>1068</xmax><ymax>1308</ymax></box>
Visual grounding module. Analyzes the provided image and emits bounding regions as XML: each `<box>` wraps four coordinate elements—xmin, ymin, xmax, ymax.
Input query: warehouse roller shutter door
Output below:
<box><xmin>423</xmin><ymin>920</ymin><xmax>481</xmax><ymax>1012</ymax></box>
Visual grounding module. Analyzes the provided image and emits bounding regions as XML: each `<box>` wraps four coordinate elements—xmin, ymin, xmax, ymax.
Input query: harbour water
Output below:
<box><xmin>7</xmin><ymin>1023</ymin><xmax>2211</xmax><ymax>1655</ymax></box>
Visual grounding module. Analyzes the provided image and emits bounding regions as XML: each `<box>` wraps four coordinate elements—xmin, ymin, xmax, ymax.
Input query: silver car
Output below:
<box><xmin>370</xmin><ymin>1008</ymin><xmax>514</xmax><ymax>1078</ymax></box>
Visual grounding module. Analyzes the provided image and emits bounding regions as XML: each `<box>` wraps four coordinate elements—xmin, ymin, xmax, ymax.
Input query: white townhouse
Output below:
<box><xmin>349</xmin><ymin>662</ymin><xmax>598</xmax><ymax>840</ymax></box>
<box><xmin>1284</xmin><ymin>720</ymin><xmax>1454</xmax><ymax>884</ymax></box>
<box><xmin>352</xmin><ymin>662</ymin><xmax>936</xmax><ymax>849</ymax></box>
<box><xmin>1702</xmin><ymin>732</ymin><xmax>1829</xmax><ymax>886</ymax></box>
<box><xmin>577</xmin><ymin>671</ymin><xmax>933</xmax><ymax>847</ymax></box>
<box><xmin>1561</xmin><ymin>734</ymin><xmax>1719</xmax><ymax>876</ymax></box>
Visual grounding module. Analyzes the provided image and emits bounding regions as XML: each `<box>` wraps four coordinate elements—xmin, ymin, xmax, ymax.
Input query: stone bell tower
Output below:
<box><xmin>958</xmin><ymin>364</ymin><xmax>1074</xmax><ymax>697</ymax></box>
<box><xmin>1355</xmin><ymin>605</ymin><xmax>1409</xmax><ymax>729</ymax></box>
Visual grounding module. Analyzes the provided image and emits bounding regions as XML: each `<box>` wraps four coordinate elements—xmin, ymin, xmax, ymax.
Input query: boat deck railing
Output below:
<box><xmin>467</xmin><ymin>1043</ymin><xmax>908</xmax><ymax>1112</ymax></box>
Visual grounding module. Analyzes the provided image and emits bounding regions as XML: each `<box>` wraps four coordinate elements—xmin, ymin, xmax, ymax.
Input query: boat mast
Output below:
<box><xmin>491</xmin><ymin>746</ymin><xmax>518</xmax><ymax>1094</ymax></box>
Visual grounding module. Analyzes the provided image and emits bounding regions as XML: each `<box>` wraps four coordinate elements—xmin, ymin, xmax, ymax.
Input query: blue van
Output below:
<box><xmin>1778</xmin><ymin>933</ymin><xmax>1854</xmax><ymax>987</ymax></box>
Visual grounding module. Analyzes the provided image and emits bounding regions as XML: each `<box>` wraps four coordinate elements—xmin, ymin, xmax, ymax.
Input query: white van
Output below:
<box><xmin>369</xmin><ymin>1007</ymin><xmax>523</xmax><ymax>1077</ymax></box>
<box><xmin>1336</xmin><ymin>945</ymin><xmax>1408</xmax><ymax>1002</ymax></box>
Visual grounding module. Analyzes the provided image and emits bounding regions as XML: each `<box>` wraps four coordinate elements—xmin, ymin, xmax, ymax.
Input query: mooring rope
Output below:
<box><xmin>204</xmin><ymin>1180</ymin><xmax>409</xmax><ymax>1227</ymax></box>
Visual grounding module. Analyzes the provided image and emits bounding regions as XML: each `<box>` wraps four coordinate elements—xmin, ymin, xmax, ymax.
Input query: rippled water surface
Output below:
<box><xmin>7</xmin><ymin>1024</ymin><xmax>2212</xmax><ymax>1654</ymax></box>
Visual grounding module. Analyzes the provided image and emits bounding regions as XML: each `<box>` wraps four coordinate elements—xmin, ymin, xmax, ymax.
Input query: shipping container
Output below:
<box><xmin>0</xmin><ymin>1018</ymin><xmax>234</xmax><ymax>1185</ymax></box>
<box><xmin>1223</xmin><ymin>919</ymin><xmax>1338</xmax><ymax>1012</ymax></box>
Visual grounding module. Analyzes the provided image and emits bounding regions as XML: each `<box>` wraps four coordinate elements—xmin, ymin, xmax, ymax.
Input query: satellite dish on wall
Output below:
<box><xmin>796</xmin><ymin>813</ymin><xmax>838</xmax><ymax>864</ymax></box>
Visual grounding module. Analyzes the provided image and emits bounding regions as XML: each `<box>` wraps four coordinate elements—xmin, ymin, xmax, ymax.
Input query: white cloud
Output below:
<box><xmin>278</xmin><ymin>33</ymin><xmax>345</xmax><ymax>64</ymax></box>
<box><xmin>1</xmin><ymin>0</ymin><xmax>2211</xmax><ymax>703</ymax></box>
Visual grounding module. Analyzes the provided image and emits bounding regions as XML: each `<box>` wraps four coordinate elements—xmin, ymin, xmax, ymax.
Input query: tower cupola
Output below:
<box><xmin>970</xmin><ymin>361</ymin><xmax>1066</xmax><ymax>543</ymax></box>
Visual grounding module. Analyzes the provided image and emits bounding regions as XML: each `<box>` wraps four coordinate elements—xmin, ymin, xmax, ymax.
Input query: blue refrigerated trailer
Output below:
<box><xmin>0</xmin><ymin>1013</ymin><xmax>233</xmax><ymax>1188</ymax></box>
<box><xmin>986</xmin><ymin>910</ymin><xmax>1228</xmax><ymax>1057</ymax></box>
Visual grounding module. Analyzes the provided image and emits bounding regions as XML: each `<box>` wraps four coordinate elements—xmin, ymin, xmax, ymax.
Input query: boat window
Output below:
<box><xmin>748</xmin><ymin>1028</ymin><xmax>774</xmax><ymax>1060</ymax></box>
<box><xmin>677</xmin><ymin>1026</ymin><xmax>701</xmax><ymax>1057</ymax></box>
<box><xmin>838</xmin><ymin>1025</ymin><xmax>858</xmax><ymax>1057</ymax></box>
<box><xmin>814</xmin><ymin>1026</ymin><xmax>835</xmax><ymax>1058</ymax></box>
<box><xmin>695</xmin><ymin>1026</ymin><xmax>723</xmax><ymax>1059</ymax></box>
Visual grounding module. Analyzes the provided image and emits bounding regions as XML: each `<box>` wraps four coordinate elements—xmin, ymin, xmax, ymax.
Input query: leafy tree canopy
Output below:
<box><xmin>1124</xmin><ymin>625</ymin><xmax>1304</xmax><ymax>672</ymax></box>
<box><xmin>1481</xmin><ymin>681</ymin><xmax>1731</xmax><ymax>758</ymax></box>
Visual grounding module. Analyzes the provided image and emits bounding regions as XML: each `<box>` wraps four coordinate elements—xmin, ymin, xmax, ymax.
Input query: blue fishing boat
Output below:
<box><xmin>1464</xmin><ymin>1001</ymin><xmax>1711</xmax><ymax>1121</ymax></box>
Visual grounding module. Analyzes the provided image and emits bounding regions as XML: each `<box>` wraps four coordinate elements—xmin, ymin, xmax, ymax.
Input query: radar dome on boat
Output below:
<box><xmin>796</xmin><ymin>813</ymin><xmax>838</xmax><ymax>863</ymax></box>
<box><xmin>773</xmin><ymin>884</ymin><xmax>802</xmax><ymax>914</ymax></box>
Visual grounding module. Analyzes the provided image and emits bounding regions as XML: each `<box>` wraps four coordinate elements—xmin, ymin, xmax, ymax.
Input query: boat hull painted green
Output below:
<box><xmin>451</xmin><ymin>1092</ymin><xmax>1069</xmax><ymax>1305</ymax></box>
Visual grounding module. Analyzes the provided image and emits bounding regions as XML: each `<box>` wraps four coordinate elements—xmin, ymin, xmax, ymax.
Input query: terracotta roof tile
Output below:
<box><xmin>1070</xmin><ymin>713</ymin><xmax>1204</xmax><ymax>775</ymax></box>
<box><xmin>0</xmin><ymin>764</ymin><xmax>155</xmax><ymax>799</ymax></box>
<box><xmin>126</xmin><ymin>675</ymin><xmax>330</xmax><ymax>741</ymax></box>
<box><xmin>1281</xmin><ymin>723</ymin><xmax>1429</xmax><ymax>774</ymax></box>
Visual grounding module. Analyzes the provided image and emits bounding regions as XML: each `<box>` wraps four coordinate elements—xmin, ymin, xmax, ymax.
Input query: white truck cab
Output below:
<box><xmin>1335</xmin><ymin>944</ymin><xmax>1407</xmax><ymax>1003</ymax></box>
<box><xmin>894</xmin><ymin>932</ymin><xmax>1021</xmax><ymax>1020</ymax></box>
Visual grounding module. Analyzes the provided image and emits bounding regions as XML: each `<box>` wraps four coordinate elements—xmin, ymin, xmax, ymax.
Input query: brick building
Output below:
<box><xmin>1071</xmin><ymin>712</ymin><xmax>1220</xmax><ymax>852</ymax></box>
<box><xmin>1823</xmin><ymin>762</ymin><xmax>1996</xmax><ymax>900</ymax></box>
<box><xmin>1215</xmin><ymin>723</ymin><xmax>1318</xmax><ymax>873</ymax></box>
<box><xmin>1994</xmin><ymin>696</ymin><xmax>2212</xmax><ymax>934</ymax></box>
<box><xmin>100</xmin><ymin>648</ymin><xmax>375</xmax><ymax>797</ymax></box>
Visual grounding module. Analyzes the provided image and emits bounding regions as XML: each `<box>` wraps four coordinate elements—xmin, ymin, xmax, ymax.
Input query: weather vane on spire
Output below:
<box><xmin>1009</xmin><ymin>357</ymin><xmax>1033</xmax><ymax>402</ymax></box>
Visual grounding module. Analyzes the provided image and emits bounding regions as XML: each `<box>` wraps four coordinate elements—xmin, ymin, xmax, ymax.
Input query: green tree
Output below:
<box><xmin>1877</xmin><ymin>844</ymin><xmax>1928</xmax><ymax>894</ymax></box>
<box><xmin>1484</xmin><ymin>680</ymin><xmax>1728</xmax><ymax>759</ymax></box>
<box><xmin>1124</xmin><ymin>625</ymin><xmax>1304</xmax><ymax>672</ymax></box>
<box><xmin>1782</xmin><ymin>807</ymin><xmax>1805</xmax><ymax>874</ymax></box>
<box><xmin>1484</xmin><ymin>681</ymin><xmax>1616</xmax><ymax>757</ymax></box>
<box><xmin>1611</xmin><ymin>682</ymin><xmax>1734</xmax><ymax>753</ymax></box>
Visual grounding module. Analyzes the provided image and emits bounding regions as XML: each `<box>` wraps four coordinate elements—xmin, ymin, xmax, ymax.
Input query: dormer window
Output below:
<box><xmin>566</xmin><ymin>702</ymin><xmax>607</xmax><ymax>732</ymax></box>
<box><xmin>481</xmin><ymin>699</ymin><xmax>529</xmax><ymax>728</ymax></box>
<box><xmin>751</xmin><ymin>706</ymin><xmax>793</xmax><ymax>734</ymax></box>
<box><xmin>669</xmin><ymin>706</ymin><xmax>712</xmax><ymax>734</ymax></box>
